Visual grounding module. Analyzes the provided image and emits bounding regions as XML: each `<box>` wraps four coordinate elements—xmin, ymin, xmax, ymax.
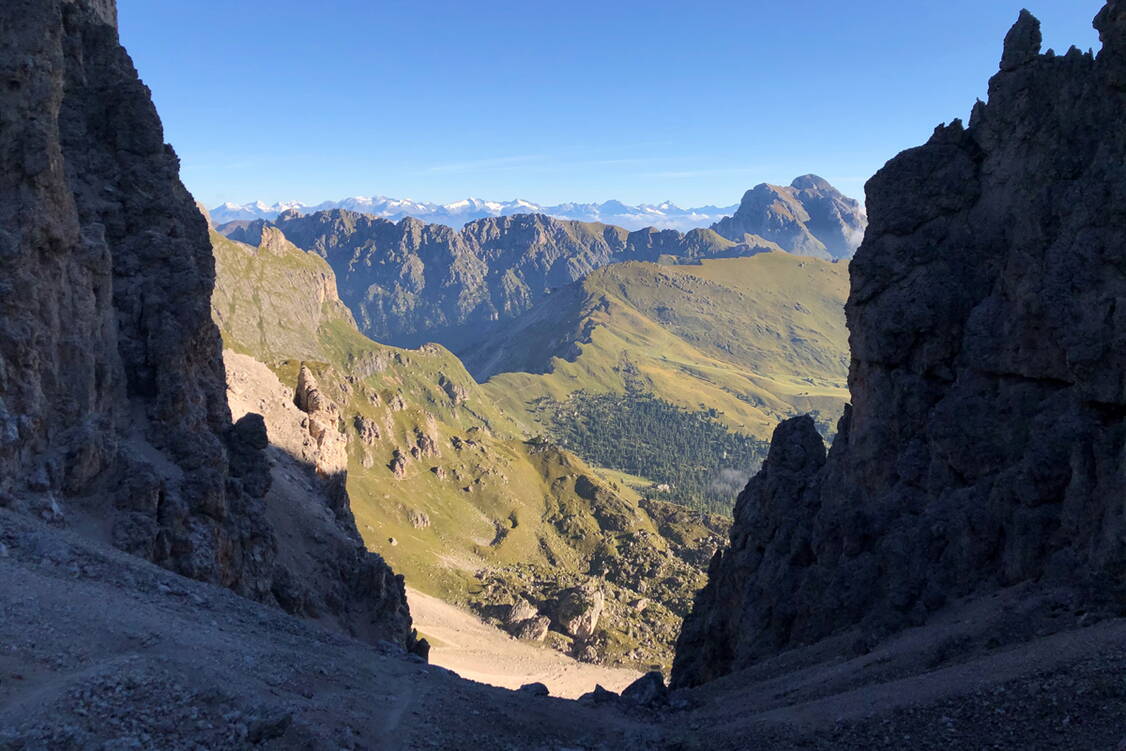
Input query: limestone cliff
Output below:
<box><xmin>711</xmin><ymin>175</ymin><xmax>867</xmax><ymax>260</ymax></box>
<box><xmin>0</xmin><ymin>0</ymin><xmax>411</xmax><ymax>646</ymax></box>
<box><xmin>673</xmin><ymin>5</ymin><xmax>1126</xmax><ymax>687</ymax></box>
<box><xmin>225</xmin><ymin>209</ymin><xmax>777</xmax><ymax>352</ymax></box>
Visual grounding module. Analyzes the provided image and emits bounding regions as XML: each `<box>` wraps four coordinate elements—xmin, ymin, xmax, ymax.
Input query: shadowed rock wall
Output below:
<box><xmin>673</xmin><ymin>4</ymin><xmax>1126</xmax><ymax>687</ymax></box>
<box><xmin>0</xmin><ymin>0</ymin><xmax>411</xmax><ymax>646</ymax></box>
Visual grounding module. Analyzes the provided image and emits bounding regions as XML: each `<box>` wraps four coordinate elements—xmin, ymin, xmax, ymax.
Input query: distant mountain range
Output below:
<box><xmin>217</xmin><ymin>175</ymin><xmax>866</xmax><ymax>353</ymax></box>
<box><xmin>224</xmin><ymin>212</ymin><xmax>778</xmax><ymax>352</ymax></box>
<box><xmin>211</xmin><ymin>195</ymin><xmax>740</xmax><ymax>232</ymax></box>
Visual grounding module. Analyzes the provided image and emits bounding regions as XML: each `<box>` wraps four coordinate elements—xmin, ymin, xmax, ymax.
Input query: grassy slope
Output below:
<box><xmin>210</xmin><ymin>229</ymin><xmax>726</xmax><ymax>669</ymax></box>
<box><xmin>480</xmin><ymin>252</ymin><xmax>850</xmax><ymax>440</ymax></box>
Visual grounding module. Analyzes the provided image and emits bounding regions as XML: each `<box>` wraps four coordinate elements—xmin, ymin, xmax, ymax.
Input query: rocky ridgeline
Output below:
<box><xmin>220</xmin><ymin>183</ymin><xmax>861</xmax><ymax>355</ymax></box>
<box><xmin>0</xmin><ymin>0</ymin><xmax>412</xmax><ymax>648</ymax></box>
<box><xmin>673</xmin><ymin>5</ymin><xmax>1126</xmax><ymax>687</ymax></box>
<box><xmin>225</xmin><ymin>210</ymin><xmax>771</xmax><ymax>352</ymax></box>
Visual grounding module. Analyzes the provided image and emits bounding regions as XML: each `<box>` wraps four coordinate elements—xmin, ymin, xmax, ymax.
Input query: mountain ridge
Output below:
<box><xmin>212</xmin><ymin>194</ymin><xmax>741</xmax><ymax>231</ymax></box>
<box><xmin>209</xmin><ymin>174</ymin><xmax>866</xmax><ymax>240</ymax></box>
<box><xmin>222</xmin><ymin>208</ymin><xmax>780</xmax><ymax>352</ymax></box>
<box><xmin>470</xmin><ymin>253</ymin><xmax>851</xmax><ymax>512</ymax></box>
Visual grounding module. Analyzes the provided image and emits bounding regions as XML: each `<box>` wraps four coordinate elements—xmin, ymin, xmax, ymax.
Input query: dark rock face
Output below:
<box><xmin>711</xmin><ymin>175</ymin><xmax>867</xmax><ymax>260</ymax></box>
<box><xmin>0</xmin><ymin>0</ymin><xmax>411</xmax><ymax>646</ymax></box>
<box><xmin>227</xmin><ymin>210</ymin><xmax>776</xmax><ymax>352</ymax></box>
<box><xmin>621</xmin><ymin>671</ymin><xmax>668</xmax><ymax>709</ymax></box>
<box><xmin>673</xmin><ymin>6</ymin><xmax>1126</xmax><ymax>688</ymax></box>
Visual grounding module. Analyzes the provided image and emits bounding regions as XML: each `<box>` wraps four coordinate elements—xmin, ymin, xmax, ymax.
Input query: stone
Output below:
<box><xmin>518</xmin><ymin>682</ymin><xmax>549</xmax><ymax>697</ymax></box>
<box><xmin>438</xmin><ymin>373</ymin><xmax>469</xmax><ymax>405</ymax></box>
<box><xmin>672</xmin><ymin>5</ymin><xmax>1126</xmax><ymax>689</ymax></box>
<box><xmin>510</xmin><ymin>616</ymin><xmax>551</xmax><ymax>642</ymax></box>
<box><xmin>621</xmin><ymin>671</ymin><xmax>668</xmax><ymax>709</ymax></box>
<box><xmin>225</xmin><ymin>414</ymin><xmax>272</xmax><ymax>499</ymax></box>
<box><xmin>503</xmin><ymin>599</ymin><xmax>539</xmax><ymax>625</ymax></box>
<box><xmin>292</xmin><ymin>366</ymin><xmax>347</xmax><ymax>478</ymax></box>
<box><xmin>409</xmin><ymin>637</ymin><xmax>430</xmax><ymax>662</ymax></box>
<box><xmin>577</xmin><ymin>685</ymin><xmax>618</xmax><ymax>706</ymax></box>
<box><xmin>414</xmin><ymin>428</ymin><xmax>438</xmax><ymax>457</ymax></box>
<box><xmin>389</xmin><ymin>449</ymin><xmax>409</xmax><ymax>478</ymax></box>
<box><xmin>554</xmin><ymin>582</ymin><xmax>605</xmax><ymax>640</ymax></box>
<box><xmin>353</xmin><ymin>415</ymin><xmax>381</xmax><ymax>444</ymax></box>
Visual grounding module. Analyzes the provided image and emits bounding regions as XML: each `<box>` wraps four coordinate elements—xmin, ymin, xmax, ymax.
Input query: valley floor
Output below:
<box><xmin>407</xmin><ymin>588</ymin><xmax>640</xmax><ymax>698</ymax></box>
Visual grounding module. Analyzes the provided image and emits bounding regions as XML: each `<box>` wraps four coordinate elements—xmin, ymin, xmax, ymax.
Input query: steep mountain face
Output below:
<box><xmin>211</xmin><ymin>227</ymin><xmax>730</xmax><ymax>669</ymax></box>
<box><xmin>226</xmin><ymin>209</ymin><xmax>774</xmax><ymax>350</ymax></box>
<box><xmin>210</xmin><ymin>227</ymin><xmax>362</xmax><ymax>364</ymax></box>
<box><xmin>711</xmin><ymin>175</ymin><xmax>867</xmax><ymax>260</ymax></box>
<box><xmin>212</xmin><ymin>195</ymin><xmax>741</xmax><ymax>232</ymax></box>
<box><xmin>673</xmin><ymin>7</ymin><xmax>1126</xmax><ymax>688</ymax></box>
<box><xmin>468</xmin><ymin>253</ymin><xmax>851</xmax><ymax>511</ymax></box>
<box><xmin>0</xmin><ymin>0</ymin><xmax>411</xmax><ymax>647</ymax></box>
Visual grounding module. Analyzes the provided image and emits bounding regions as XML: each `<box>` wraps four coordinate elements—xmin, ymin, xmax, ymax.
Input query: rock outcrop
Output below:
<box><xmin>711</xmin><ymin>175</ymin><xmax>867</xmax><ymax>260</ymax></box>
<box><xmin>673</xmin><ymin>5</ymin><xmax>1126</xmax><ymax>687</ymax></box>
<box><xmin>0</xmin><ymin>0</ymin><xmax>411</xmax><ymax>647</ymax></box>
<box><xmin>554</xmin><ymin>582</ymin><xmax>606</xmax><ymax>640</ymax></box>
<box><xmin>294</xmin><ymin>364</ymin><xmax>348</xmax><ymax>479</ymax></box>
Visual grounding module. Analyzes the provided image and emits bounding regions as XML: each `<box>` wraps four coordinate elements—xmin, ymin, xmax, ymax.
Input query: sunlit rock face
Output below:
<box><xmin>673</xmin><ymin>4</ymin><xmax>1126</xmax><ymax>688</ymax></box>
<box><xmin>711</xmin><ymin>175</ymin><xmax>867</xmax><ymax>260</ymax></box>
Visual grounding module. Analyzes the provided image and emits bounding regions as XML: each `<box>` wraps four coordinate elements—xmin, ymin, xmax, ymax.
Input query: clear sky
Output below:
<box><xmin>117</xmin><ymin>0</ymin><xmax>1104</xmax><ymax>209</ymax></box>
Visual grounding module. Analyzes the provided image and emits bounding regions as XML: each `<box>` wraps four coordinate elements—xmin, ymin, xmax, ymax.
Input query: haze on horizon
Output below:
<box><xmin>118</xmin><ymin>0</ymin><xmax>1102</xmax><ymax>209</ymax></box>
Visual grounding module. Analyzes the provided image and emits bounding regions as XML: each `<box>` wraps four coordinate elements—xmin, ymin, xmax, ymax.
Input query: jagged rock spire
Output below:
<box><xmin>1000</xmin><ymin>9</ymin><xmax>1042</xmax><ymax>71</ymax></box>
<box><xmin>1096</xmin><ymin>0</ymin><xmax>1126</xmax><ymax>87</ymax></box>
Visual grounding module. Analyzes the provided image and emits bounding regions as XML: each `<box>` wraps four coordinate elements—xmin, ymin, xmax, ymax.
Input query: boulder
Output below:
<box><xmin>554</xmin><ymin>582</ymin><xmax>605</xmax><ymax>640</ymax></box>
<box><xmin>621</xmin><ymin>671</ymin><xmax>668</xmax><ymax>709</ymax></box>
<box><xmin>518</xmin><ymin>682</ymin><xmax>549</xmax><ymax>697</ymax></box>
<box><xmin>577</xmin><ymin>685</ymin><xmax>619</xmax><ymax>706</ymax></box>
<box><xmin>503</xmin><ymin>599</ymin><xmax>539</xmax><ymax>625</ymax></box>
<box><xmin>353</xmin><ymin>415</ymin><xmax>381</xmax><ymax>444</ymax></box>
<box><xmin>510</xmin><ymin>616</ymin><xmax>551</xmax><ymax>642</ymax></box>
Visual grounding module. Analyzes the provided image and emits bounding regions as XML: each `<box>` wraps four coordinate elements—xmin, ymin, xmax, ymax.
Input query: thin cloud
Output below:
<box><xmin>640</xmin><ymin>166</ymin><xmax>767</xmax><ymax>179</ymax></box>
<box><xmin>424</xmin><ymin>155</ymin><xmax>545</xmax><ymax>174</ymax></box>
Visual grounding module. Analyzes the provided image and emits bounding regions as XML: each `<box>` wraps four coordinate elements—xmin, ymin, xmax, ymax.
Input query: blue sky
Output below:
<box><xmin>118</xmin><ymin>0</ymin><xmax>1103</xmax><ymax>209</ymax></box>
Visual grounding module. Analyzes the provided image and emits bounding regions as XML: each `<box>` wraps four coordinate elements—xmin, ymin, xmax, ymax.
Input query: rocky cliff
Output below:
<box><xmin>0</xmin><ymin>0</ymin><xmax>411</xmax><ymax>647</ymax></box>
<box><xmin>711</xmin><ymin>175</ymin><xmax>867</xmax><ymax>260</ymax></box>
<box><xmin>225</xmin><ymin>209</ymin><xmax>780</xmax><ymax>352</ymax></box>
<box><xmin>673</xmin><ymin>6</ymin><xmax>1126</xmax><ymax>687</ymax></box>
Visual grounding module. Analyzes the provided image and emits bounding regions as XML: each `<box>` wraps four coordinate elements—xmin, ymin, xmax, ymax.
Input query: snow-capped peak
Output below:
<box><xmin>209</xmin><ymin>194</ymin><xmax>741</xmax><ymax>232</ymax></box>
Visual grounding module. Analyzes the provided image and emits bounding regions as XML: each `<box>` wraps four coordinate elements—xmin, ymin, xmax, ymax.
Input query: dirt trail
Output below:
<box><xmin>406</xmin><ymin>587</ymin><xmax>641</xmax><ymax>699</ymax></box>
